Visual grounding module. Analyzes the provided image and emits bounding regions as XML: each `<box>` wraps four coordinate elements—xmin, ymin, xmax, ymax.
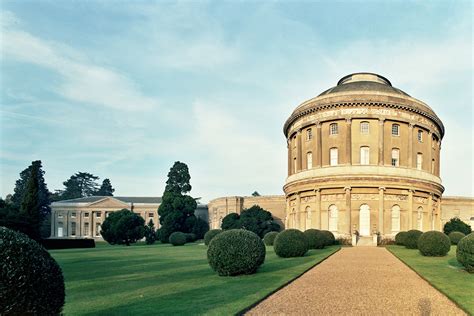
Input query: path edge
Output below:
<box><xmin>236</xmin><ymin>246</ymin><xmax>342</xmax><ymax>316</ymax></box>
<box><xmin>385</xmin><ymin>246</ymin><xmax>470</xmax><ymax>315</ymax></box>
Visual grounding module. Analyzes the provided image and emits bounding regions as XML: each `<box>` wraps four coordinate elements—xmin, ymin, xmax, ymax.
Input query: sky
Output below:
<box><xmin>0</xmin><ymin>1</ymin><xmax>472</xmax><ymax>202</ymax></box>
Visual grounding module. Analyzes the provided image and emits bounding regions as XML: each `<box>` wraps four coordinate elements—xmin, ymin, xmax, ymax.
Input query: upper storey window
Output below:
<box><xmin>307</xmin><ymin>128</ymin><xmax>313</xmax><ymax>141</ymax></box>
<box><xmin>360</xmin><ymin>122</ymin><xmax>369</xmax><ymax>134</ymax></box>
<box><xmin>418</xmin><ymin>130</ymin><xmax>423</xmax><ymax>142</ymax></box>
<box><xmin>330</xmin><ymin>148</ymin><xmax>338</xmax><ymax>166</ymax></box>
<box><xmin>329</xmin><ymin>123</ymin><xmax>338</xmax><ymax>135</ymax></box>
<box><xmin>391</xmin><ymin>148</ymin><xmax>400</xmax><ymax>167</ymax></box>
<box><xmin>392</xmin><ymin>124</ymin><xmax>400</xmax><ymax>136</ymax></box>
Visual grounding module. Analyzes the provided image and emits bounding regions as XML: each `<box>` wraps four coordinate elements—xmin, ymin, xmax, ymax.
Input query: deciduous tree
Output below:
<box><xmin>100</xmin><ymin>209</ymin><xmax>145</xmax><ymax>246</ymax></box>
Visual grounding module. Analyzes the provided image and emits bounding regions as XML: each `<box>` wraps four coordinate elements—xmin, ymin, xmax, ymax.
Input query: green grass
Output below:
<box><xmin>51</xmin><ymin>242</ymin><xmax>339</xmax><ymax>315</ymax></box>
<box><xmin>388</xmin><ymin>245</ymin><xmax>474</xmax><ymax>314</ymax></box>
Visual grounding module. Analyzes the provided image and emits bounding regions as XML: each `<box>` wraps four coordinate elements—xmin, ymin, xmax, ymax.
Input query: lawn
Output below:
<box><xmin>51</xmin><ymin>242</ymin><xmax>339</xmax><ymax>315</ymax></box>
<box><xmin>388</xmin><ymin>245</ymin><xmax>474</xmax><ymax>314</ymax></box>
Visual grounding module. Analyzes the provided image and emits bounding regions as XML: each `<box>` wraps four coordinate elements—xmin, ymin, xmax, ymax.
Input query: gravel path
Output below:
<box><xmin>247</xmin><ymin>247</ymin><xmax>465</xmax><ymax>315</ymax></box>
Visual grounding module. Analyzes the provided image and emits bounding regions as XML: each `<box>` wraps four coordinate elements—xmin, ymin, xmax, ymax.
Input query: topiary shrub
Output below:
<box><xmin>404</xmin><ymin>230</ymin><xmax>423</xmax><ymax>249</ymax></box>
<box><xmin>185</xmin><ymin>233</ymin><xmax>197</xmax><ymax>243</ymax></box>
<box><xmin>263</xmin><ymin>231</ymin><xmax>278</xmax><ymax>246</ymax></box>
<box><xmin>448</xmin><ymin>231</ymin><xmax>465</xmax><ymax>245</ymax></box>
<box><xmin>321</xmin><ymin>230</ymin><xmax>336</xmax><ymax>246</ymax></box>
<box><xmin>457</xmin><ymin>233</ymin><xmax>474</xmax><ymax>273</ymax></box>
<box><xmin>304</xmin><ymin>229</ymin><xmax>326</xmax><ymax>249</ymax></box>
<box><xmin>274</xmin><ymin>229</ymin><xmax>309</xmax><ymax>258</ymax></box>
<box><xmin>169</xmin><ymin>232</ymin><xmax>186</xmax><ymax>246</ymax></box>
<box><xmin>207</xmin><ymin>229</ymin><xmax>265</xmax><ymax>276</ymax></box>
<box><xmin>0</xmin><ymin>227</ymin><xmax>65</xmax><ymax>315</ymax></box>
<box><xmin>418</xmin><ymin>231</ymin><xmax>451</xmax><ymax>256</ymax></box>
<box><xmin>395</xmin><ymin>231</ymin><xmax>407</xmax><ymax>245</ymax></box>
<box><xmin>204</xmin><ymin>229</ymin><xmax>222</xmax><ymax>246</ymax></box>
<box><xmin>443</xmin><ymin>217</ymin><xmax>472</xmax><ymax>236</ymax></box>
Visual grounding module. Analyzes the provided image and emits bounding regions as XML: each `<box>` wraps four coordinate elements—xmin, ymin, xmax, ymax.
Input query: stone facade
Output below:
<box><xmin>50</xmin><ymin>196</ymin><xmax>208</xmax><ymax>239</ymax></box>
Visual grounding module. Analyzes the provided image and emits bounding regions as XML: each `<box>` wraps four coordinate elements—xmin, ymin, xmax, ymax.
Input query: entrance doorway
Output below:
<box><xmin>359</xmin><ymin>204</ymin><xmax>370</xmax><ymax>236</ymax></box>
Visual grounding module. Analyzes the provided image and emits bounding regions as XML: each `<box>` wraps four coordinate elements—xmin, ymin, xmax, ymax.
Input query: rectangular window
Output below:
<box><xmin>418</xmin><ymin>130</ymin><xmax>423</xmax><ymax>142</ymax></box>
<box><xmin>329</xmin><ymin>123</ymin><xmax>338</xmax><ymax>135</ymax></box>
<box><xmin>330</xmin><ymin>148</ymin><xmax>338</xmax><ymax>166</ymax></box>
<box><xmin>416</xmin><ymin>153</ymin><xmax>423</xmax><ymax>170</ymax></box>
<box><xmin>84</xmin><ymin>222</ymin><xmax>90</xmax><ymax>236</ymax></box>
<box><xmin>96</xmin><ymin>224</ymin><xmax>101</xmax><ymax>236</ymax></box>
<box><xmin>392</xmin><ymin>124</ymin><xmax>400</xmax><ymax>136</ymax></box>
<box><xmin>96</xmin><ymin>211</ymin><xmax>102</xmax><ymax>218</ymax></box>
<box><xmin>149</xmin><ymin>212</ymin><xmax>154</xmax><ymax>217</ymax></box>
<box><xmin>391</xmin><ymin>149</ymin><xmax>400</xmax><ymax>167</ymax></box>
<box><xmin>71</xmin><ymin>222</ymin><xmax>76</xmax><ymax>236</ymax></box>
<box><xmin>71</xmin><ymin>212</ymin><xmax>76</xmax><ymax>218</ymax></box>
<box><xmin>360</xmin><ymin>147</ymin><xmax>370</xmax><ymax>165</ymax></box>
<box><xmin>84</xmin><ymin>212</ymin><xmax>89</xmax><ymax>218</ymax></box>
<box><xmin>307</xmin><ymin>152</ymin><xmax>313</xmax><ymax>169</ymax></box>
<box><xmin>57</xmin><ymin>213</ymin><xmax>63</xmax><ymax>219</ymax></box>
<box><xmin>307</xmin><ymin>128</ymin><xmax>312</xmax><ymax>140</ymax></box>
<box><xmin>360</xmin><ymin>122</ymin><xmax>369</xmax><ymax>134</ymax></box>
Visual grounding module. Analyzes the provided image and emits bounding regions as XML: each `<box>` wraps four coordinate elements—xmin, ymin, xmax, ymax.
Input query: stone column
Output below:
<box><xmin>50</xmin><ymin>210</ymin><xmax>55</xmax><ymax>237</ymax></box>
<box><xmin>285</xmin><ymin>198</ymin><xmax>290</xmax><ymax>228</ymax></box>
<box><xmin>78</xmin><ymin>211</ymin><xmax>82</xmax><ymax>237</ymax></box>
<box><xmin>378</xmin><ymin>118</ymin><xmax>385</xmax><ymax>165</ymax></box>
<box><xmin>287</xmin><ymin>140</ymin><xmax>291</xmax><ymax>176</ymax></box>
<box><xmin>408</xmin><ymin>190</ymin><xmax>414</xmax><ymax>230</ymax></box>
<box><xmin>437</xmin><ymin>197</ymin><xmax>442</xmax><ymax>231</ymax></box>
<box><xmin>316</xmin><ymin>123</ymin><xmax>322</xmax><ymax>167</ymax></box>
<box><xmin>378</xmin><ymin>187</ymin><xmax>385</xmax><ymax>234</ymax></box>
<box><xmin>346</xmin><ymin>118</ymin><xmax>352</xmax><ymax>165</ymax></box>
<box><xmin>296</xmin><ymin>130</ymin><xmax>302</xmax><ymax>171</ymax></box>
<box><xmin>408</xmin><ymin>123</ymin><xmax>414</xmax><ymax>168</ymax></box>
<box><xmin>428</xmin><ymin>131</ymin><xmax>433</xmax><ymax>173</ymax></box>
<box><xmin>65</xmin><ymin>211</ymin><xmax>69</xmax><ymax>237</ymax></box>
<box><xmin>296</xmin><ymin>194</ymin><xmax>301</xmax><ymax>230</ymax></box>
<box><xmin>314</xmin><ymin>189</ymin><xmax>321</xmax><ymax>229</ymax></box>
<box><xmin>428</xmin><ymin>194</ymin><xmax>433</xmax><ymax>231</ymax></box>
<box><xmin>345</xmin><ymin>187</ymin><xmax>351</xmax><ymax>235</ymax></box>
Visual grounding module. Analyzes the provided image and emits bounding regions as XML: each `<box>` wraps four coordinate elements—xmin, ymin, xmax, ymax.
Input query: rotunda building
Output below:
<box><xmin>283</xmin><ymin>73</ymin><xmax>444</xmax><ymax>239</ymax></box>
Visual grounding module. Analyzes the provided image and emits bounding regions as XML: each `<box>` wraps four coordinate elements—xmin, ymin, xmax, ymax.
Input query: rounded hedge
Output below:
<box><xmin>274</xmin><ymin>229</ymin><xmax>309</xmax><ymax>258</ymax></box>
<box><xmin>207</xmin><ymin>229</ymin><xmax>266</xmax><ymax>276</ymax></box>
<box><xmin>304</xmin><ymin>229</ymin><xmax>326</xmax><ymax>249</ymax></box>
<box><xmin>0</xmin><ymin>227</ymin><xmax>65</xmax><ymax>315</ymax></box>
<box><xmin>263</xmin><ymin>231</ymin><xmax>278</xmax><ymax>246</ymax></box>
<box><xmin>321</xmin><ymin>230</ymin><xmax>336</xmax><ymax>246</ymax></box>
<box><xmin>457</xmin><ymin>233</ymin><xmax>474</xmax><ymax>273</ymax></box>
<box><xmin>204</xmin><ymin>229</ymin><xmax>222</xmax><ymax>246</ymax></box>
<box><xmin>169</xmin><ymin>232</ymin><xmax>186</xmax><ymax>246</ymax></box>
<box><xmin>417</xmin><ymin>231</ymin><xmax>451</xmax><ymax>257</ymax></box>
<box><xmin>395</xmin><ymin>231</ymin><xmax>407</xmax><ymax>245</ymax></box>
<box><xmin>185</xmin><ymin>233</ymin><xmax>197</xmax><ymax>243</ymax></box>
<box><xmin>448</xmin><ymin>231</ymin><xmax>465</xmax><ymax>245</ymax></box>
<box><xmin>404</xmin><ymin>230</ymin><xmax>423</xmax><ymax>249</ymax></box>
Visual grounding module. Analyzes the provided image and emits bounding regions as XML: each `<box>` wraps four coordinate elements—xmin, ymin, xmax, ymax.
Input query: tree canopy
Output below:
<box><xmin>220</xmin><ymin>205</ymin><xmax>280</xmax><ymax>238</ymax></box>
<box><xmin>100</xmin><ymin>209</ymin><xmax>145</xmax><ymax>246</ymax></box>
<box><xmin>95</xmin><ymin>179</ymin><xmax>115</xmax><ymax>196</ymax></box>
<box><xmin>59</xmin><ymin>172</ymin><xmax>100</xmax><ymax>200</ymax></box>
<box><xmin>443</xmin><ymin>217</ymin><xmax>472</xmax><ymax>236</ymax></box>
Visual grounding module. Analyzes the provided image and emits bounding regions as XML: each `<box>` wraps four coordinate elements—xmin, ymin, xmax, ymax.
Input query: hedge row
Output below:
<box><xmin>41</xmin><ymin>238</ymin><xmax>95</xmax><ymax>250</ymax></box>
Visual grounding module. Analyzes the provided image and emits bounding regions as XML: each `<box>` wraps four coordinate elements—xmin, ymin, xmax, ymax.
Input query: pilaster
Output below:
<box><xmin>316</xmin><ymin>122</ymin><xmax>322</xmax><ymax>167</ymax></box>
<box><xmin>345</xmin><ymin>187</ymin><xmax>351</xmax><ymax>235</ymax></box>
<box><xmin>345</xmin><ymin>118</ymin><xmax>352</xmax><ymax>165</ymax></box>
<box><xmin>378</xmin><ymin>118</ymin><xmax>385</xmax><ymax>165</ymax></box>
<box><xmin>296</xmin><ymin>130</ymin><xmax>302</xmax><ymax>171</ymax></box>
<box><xmin>314</xmin><ymin>189</ymin><xmax>321</xmax><ymax>229</ymax></box>
<box><xmin>408</xmin><ymin>190</ymin><xmax>414</xmax><ymax>230</ymax></box>
<box><xmin>378</xmin><ymin>187</ymin><xmax>385</xmax><ymax>234</ymax></box>
<box><xmin>428</xmin><ymin>194</ymin><xmax>434</xmax><ymax>230</ymax></box>
<box><xmin>408</xmin><ymin>123</ymin><xmax>414</xmax><ymax>168</ymax></box>
<box><xmin>296</xmin><ymin>194</ymin><xmax>301</xmax><ymax>229</ymax></box>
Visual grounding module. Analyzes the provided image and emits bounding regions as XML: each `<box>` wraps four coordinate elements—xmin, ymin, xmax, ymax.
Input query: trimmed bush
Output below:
<box><xmin>274</xmin><ymin>229</ymin><xmax>309</xmax><ymax>258</ymax></box>
<box><xmin>304</xmin><ymin>229</ymin><xmax>326</xmax><ymax>249</ymax></box>
<box><xmin>41</xmin><ymin>238</ymin><xmax>95</xmax><ymax>249</ymax></box>
<box><xmin>169</xmin><ymin>232</ymin><xmax>186</xmax><ymax>246</ymax></box>
<box><xmin>448</xmin><ymin>231</ymin><xmax>465</xmax><ymax>245</ymax></box>
<box><xmin>0</xmin><ymin>227</ymin><xmax>65</xmax><ymax>315</ymax></box>
<box><xmin>204</xmin><ymin>229</ymin><xmax>222</xmax><ymax>246</ymax></box>
<box><xmin>207</xmin><ymin>229</ymin><xmax>265</xmax><ymax>276</ymax></box>
<box><xmin>457</xmin><ymin>233</ymin><xmax>474</xmax><ymax>273</ymax></box>
<box><xmin>185</xmin><ymin>233</ymin><xmax>197</xmax><ymax>243</ymax></box>
<box><xmin>321</xmin><ymin>230</ymin><xmax>336</xmax><ymax>246</ymax></box>
<box><xmin>263</xmin><ymin>231</ymin><xmax>278</xmax><ymax>246</ymax></box>
<box><xmin>395</xmin><ymin>231</ymin><xmax>407</xmax><ymax>245</ymax></box>
<box><xmin>418</xmin><ymin>231</ymin><xmax>451</xmax><ymax>256</ymax></box>
<box><xmin>404</xmin><ymin>230</ymin><xmax>423</xmax><ymax>249</ymax></box>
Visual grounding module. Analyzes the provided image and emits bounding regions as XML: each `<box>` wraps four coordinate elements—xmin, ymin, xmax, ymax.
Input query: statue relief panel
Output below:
<box><xmin>301</xmin><ymin>196</ymin><xmax>315</xmax><ymax>203</ymax></box>
<box><xmin>351</xmin><ymin>194</ymin><xmax>378</xmax><ymax>201</ymax></box>
<box><xmin>414</xmin><ymin>197</ymin><xmax>428</xmax><ymax>204</ymax></box>
<box><xmin>384</xmin><ymin>194</ymin><xmax>408</xmax><ymax>201</ymax></box>
<box><xmin>321</xmin><ymin>194</ymin><xmax>345</xmax><ymax>201</ymax></box>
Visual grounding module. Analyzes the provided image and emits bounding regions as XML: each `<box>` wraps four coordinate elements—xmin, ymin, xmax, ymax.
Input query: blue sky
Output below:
<box><xmin>1</xmin><ymin>1</ymin><xmax>472</xmax><ymax>202</ymax></box>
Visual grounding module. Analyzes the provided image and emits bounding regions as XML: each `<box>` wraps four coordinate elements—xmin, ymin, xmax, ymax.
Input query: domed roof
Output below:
<box><xmin>317</xmin><ymin>73</ymin><xmax>410</xmax><ymax>97</ymax></box>
<box><xmin>284</xmin><ymin>72</ymin><xmax>444</xmax><ymax>138</ymax></box>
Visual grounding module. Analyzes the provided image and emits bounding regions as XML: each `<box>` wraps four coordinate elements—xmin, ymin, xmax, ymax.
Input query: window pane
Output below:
<box><xmin>392</xmin><ymin>124</ymin><xmax>399</xmax><ymax>136</ymax></box>
<box><xmin>330</xmin><ymin>148</ymin><xmax>338</xmax><ymax>166</ymax></box>
<box><xmin>360</xmin><ymin>122</ymin><xmax>369</xmax><ymax>134</ymax></box>
<box><xmin>307</xmin><ymin>128</ymin><xmax>312</xmax><ymax>140</ymax></box>
<box><xmin>330</xmin><ymin>123</ymin><xmax>338</xmax><ymax>135</ymax></box>
<box><xmin>360</xmin><ymin>147</ymin><xmax>369</xmax><ymax>165</ymax></box>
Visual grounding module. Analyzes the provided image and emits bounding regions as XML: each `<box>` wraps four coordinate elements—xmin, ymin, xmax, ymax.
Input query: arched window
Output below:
<box><xmin>417</xmin><ymin>130</ymin><xmax>423</xmax><ymax>142</ymax></box>
<box><xmin>359</xmin><ymin>204</ymin><xmax>370</xmax><ymax>236</ymax></box>
<box><xmin>330</xmin><ymin>148</ymin><xmax>338</xmax><ymax>166</ymax></box>
<box><xmin>360</xmin><ymin>121</ymin><xmax>369</xmax><ymax>134</ymax></box>
<box><xmin>391</xmin><ymin>205</ymin><xmax>400</xmax><ymax>233</ymax></box>
<box><xmin>392</xmin><ymin>124</ymin><xmax>400</xmax><ymax>136</ymax></box>
<box><xmin>391</xmin><ymin>148</ymin><xmax>400</xmax><ymax>167</ymax></box>
<box><xmin>416</xmin><ymin>153</ymin><xmax>423</xmax><ymax>170</ymax></box>
<box><xmin>417</xmin><ymin>207</ymin><xmax>423</xmax><ymax>231</ymax></box>
<box><xmin>307</xmin><ymin>128</ymin><xmax>313</xmax><ymax>140</ymax></box>
<box><xmin>360</xmin><ymin>146</ymin><xmax>370</xmax><ymax>165</ymax></box>
<box><xmin>329</xmin><ymin>123</ymin><xmax>338</xmax><ymax>135</ymax></box>
<box><xmin>328</xmin><ymin>205</ymin><xmax>338</xmax><ymax>232</ymax></box>
<box><xmin>307</xmin><ymin>152</ymin><xmax>313</xmax><ymax>169</ymax></box>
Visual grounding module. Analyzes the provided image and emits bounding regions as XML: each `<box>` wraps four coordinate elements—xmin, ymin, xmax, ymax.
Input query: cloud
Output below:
<box><xmin>1</xmin><ymin>11</ymin><xmax>159</xmax><ymax>111</ymax></box>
